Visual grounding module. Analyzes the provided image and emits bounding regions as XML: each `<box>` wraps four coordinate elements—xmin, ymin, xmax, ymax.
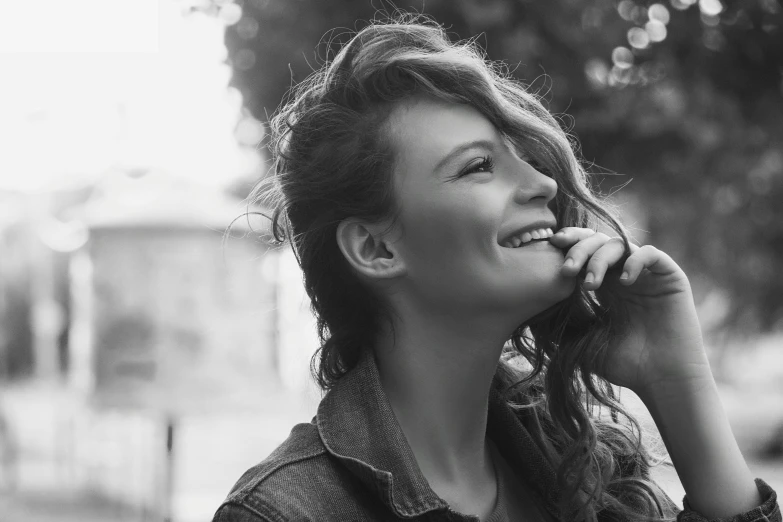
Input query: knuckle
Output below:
<box><xmin>594</xmin><ymin>237</ymin><xmax>623</xmax><ymax>255</ymax></box>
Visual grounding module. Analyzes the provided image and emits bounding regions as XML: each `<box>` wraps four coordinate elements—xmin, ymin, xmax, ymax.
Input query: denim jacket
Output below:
<box><xmin>212</xmin><ymin>349</ymin><xmax>780</xmax><ymax>522</ymax></box>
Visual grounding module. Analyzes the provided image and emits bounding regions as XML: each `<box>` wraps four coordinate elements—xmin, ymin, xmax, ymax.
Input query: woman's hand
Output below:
<box><xmin>548</xmin><ymin>227</ymin><xmax>713</xmax><ymax>398</ymax></box>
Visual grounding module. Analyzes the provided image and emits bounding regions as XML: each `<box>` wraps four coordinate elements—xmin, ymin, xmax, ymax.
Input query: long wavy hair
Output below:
<box><xmin>240</xmin><ymin>13</ymin><xmax>676</xmax><ymax>522</ymax></box>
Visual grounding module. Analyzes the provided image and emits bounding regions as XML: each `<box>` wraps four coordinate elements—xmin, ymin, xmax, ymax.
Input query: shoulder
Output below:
<box><xmin>212</xmin><ymin>421</ymin><xmax>327</xmax><ymax>521</ymax></box>
<box><xmin>210</xmin><ymin>421</ymin><xmax>377</xmax><ymax>522</ymax></box>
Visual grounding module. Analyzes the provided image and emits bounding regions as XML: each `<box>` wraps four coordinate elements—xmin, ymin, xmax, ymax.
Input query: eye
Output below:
<box><xmin>458</xmin><ymin>155</ymin><xmax>495</xmax><ymax>178</ymax></box>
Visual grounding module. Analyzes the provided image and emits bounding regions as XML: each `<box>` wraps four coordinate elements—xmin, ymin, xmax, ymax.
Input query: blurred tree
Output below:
<box><xmin>0</xmin><ymin>221</ymin><xmax>35</xmax><ymax>380</ymax></box>
<box><xmin>202</xmin><ymin>0</ymin><xmax>783</xmax><ymax>341</ymax></box>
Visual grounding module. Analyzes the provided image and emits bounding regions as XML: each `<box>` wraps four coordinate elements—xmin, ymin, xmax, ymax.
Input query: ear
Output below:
<box><xmin>336</xmin><ymin>218</ymin><xmax>406</xmax><ymax>280</ymax></box>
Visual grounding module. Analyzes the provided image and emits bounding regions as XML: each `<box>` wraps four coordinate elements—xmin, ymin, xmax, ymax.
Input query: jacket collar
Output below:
<box><xmin>315</xmin><ymin>349</ymin><xmax>562</xmax><ymax>519</ymax></box>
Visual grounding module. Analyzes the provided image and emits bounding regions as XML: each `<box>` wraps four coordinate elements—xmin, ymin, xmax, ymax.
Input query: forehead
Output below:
<box><xmin>386</xmin><ymin>96</ymin><xmax>501</xmax><ymax>170</ymax></box>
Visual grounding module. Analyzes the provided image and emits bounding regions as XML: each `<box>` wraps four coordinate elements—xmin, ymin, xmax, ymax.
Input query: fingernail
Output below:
<box><xmin>620</xmin><ymin>271</ymin><xmax>629</xmax><ymax>280</ymax></box>
<box><xmin>564</xmin><ymin>258</ymin><xmax>575</xmax><ymax>268</ymax></box>
<box><xmin>584</xmin><ymin>272</ymin><xmax>594</xmax><ymax>283</ymax></box>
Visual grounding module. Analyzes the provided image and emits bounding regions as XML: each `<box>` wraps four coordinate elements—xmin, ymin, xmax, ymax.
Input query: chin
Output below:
<box><xmin>555</xmin><ymin>272</ymin><xmax>579</xmax><ymax>295</ymax></box>
<box><xmin>498</xmin><ymin>278</ymin><xmax>574</xmax><ymax>321</ymax></box>
<box><xmin>547</xmin><ymin>278</ymin><xmax>577</xmax><ymax>310</ymax></box>
<box><xmin>537</xmin><ymin>275</ymin><xmax>576</xmax><ymax>307</ymax></box>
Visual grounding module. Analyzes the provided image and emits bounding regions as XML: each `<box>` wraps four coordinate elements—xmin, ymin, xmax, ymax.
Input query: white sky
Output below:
<box><xmin>0</xmin><ymin>0</ymin><xmax>260</xmax><ymax>192</ymax></box>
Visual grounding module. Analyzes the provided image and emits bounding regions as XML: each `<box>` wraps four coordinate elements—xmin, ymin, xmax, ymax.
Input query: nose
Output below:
<box><xmin>512</xmin><ymin>161</ymin><xmax>558</xmax><ymax>205</ymax></box>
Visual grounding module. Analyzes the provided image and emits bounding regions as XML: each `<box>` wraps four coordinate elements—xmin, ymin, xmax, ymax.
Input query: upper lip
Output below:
<box><xmin>499</xmin><ymin>218</ymin><xmax>558</xmax><ymax>246</ymax></box>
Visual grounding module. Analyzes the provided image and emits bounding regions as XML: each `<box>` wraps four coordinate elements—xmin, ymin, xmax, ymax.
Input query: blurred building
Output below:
<box><xmin>72</xmin><ymin>168</ymin><xmax>281</xmax><ymax>413</ymax></box>
<box><xmin>0</xmin><ymin>169</ymin><xmax>323</xmax><ymax>518</ymax></box>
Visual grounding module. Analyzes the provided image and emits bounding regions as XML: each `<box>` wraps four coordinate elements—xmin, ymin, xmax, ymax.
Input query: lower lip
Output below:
<box><xmin>503</xmin><ymin>239</ymin><xmax>558</xmax><ymax>250</ymax></box>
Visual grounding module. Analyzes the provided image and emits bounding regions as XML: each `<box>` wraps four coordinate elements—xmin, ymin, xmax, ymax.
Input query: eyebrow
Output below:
<box><xmin>433</xmin><ymin>139</ymin><xmax>497</xmax><ymax>173</ymax></box>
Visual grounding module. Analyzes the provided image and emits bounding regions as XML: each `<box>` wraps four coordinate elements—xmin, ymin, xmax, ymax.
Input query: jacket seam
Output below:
<box><xmin>237</xmin><ymin>499</ymin><xmax>288</xmax><ymax>522</ymax></box>
<box><xmin>230</xmin><ymin>445</ymin><xmax>328</xmax><ymax>504</ymax></box>
<box><xmin>754</xmin><ymin>502</ymin><xmax>780</xmax><ymax>522</ymax></box>
<box><xmin>318</xmin><ymin>415</ymin><xmax>449</xmax><ymax>518</ymax></box>
<box><xmin>318</xmin><ymin>433</ymin><xmax>446</xmax><ymax>518</ymax></box>
<box><xmin>216</xmin><ymin>500</ymin><xmax>283</xmax><ymax>522</ymax></box>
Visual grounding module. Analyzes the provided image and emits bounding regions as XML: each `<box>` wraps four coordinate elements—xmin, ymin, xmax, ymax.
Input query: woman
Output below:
<box><xmin>213</xmin><ymin>15</ymin><xmax>780</xmax><ymax>522</ymax></box>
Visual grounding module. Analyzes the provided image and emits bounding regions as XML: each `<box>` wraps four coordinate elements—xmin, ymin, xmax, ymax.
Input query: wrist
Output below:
<box><xmin>633</xmin><ymin>371</ymin><xmax>762</xmax><ymax>518</ymax></box>
<box><xmin>634</xmin><ymin>370</ymin><xmax>717</xmax><ymax>408</ymax></box>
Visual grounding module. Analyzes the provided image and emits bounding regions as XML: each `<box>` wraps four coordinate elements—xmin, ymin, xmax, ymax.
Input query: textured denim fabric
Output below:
<box><xmin>212</xmin><ymin>349</ymin><xmax>780</xmax><ymax>522</ymax></box>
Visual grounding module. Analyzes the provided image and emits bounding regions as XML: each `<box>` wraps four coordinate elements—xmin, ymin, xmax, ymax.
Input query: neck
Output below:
<box><xmin>373</xmin><ymin>306</ymin><xmax>511</xmax><ymax>490</ymax></box>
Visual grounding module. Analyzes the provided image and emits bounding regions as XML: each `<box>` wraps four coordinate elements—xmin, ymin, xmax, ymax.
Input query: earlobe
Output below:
<box><xmin>336</xmin><ymin>219</ymin><xmax>405</xmax><ymax>280</ymax></box>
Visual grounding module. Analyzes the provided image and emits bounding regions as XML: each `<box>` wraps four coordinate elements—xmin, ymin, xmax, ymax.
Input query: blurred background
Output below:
<box><xmin>0</xmin><ymin>0</ymin><xmax>780</xmax><ymax>520</ymax></box>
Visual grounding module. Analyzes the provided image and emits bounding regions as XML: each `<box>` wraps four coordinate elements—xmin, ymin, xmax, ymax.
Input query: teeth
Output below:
<box><xmin>520</xmin><ymin>228</ymin><xmax>552</xmax><ymax>245</ymax></box>
<box><xmin>503</xmin><ymin>227</ymin><xmax>554</xmax><ymax>248</ymax></box>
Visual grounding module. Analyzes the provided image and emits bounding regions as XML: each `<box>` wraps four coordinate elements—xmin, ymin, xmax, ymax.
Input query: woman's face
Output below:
<box><xmin>385</xmin><ymin>96</ymin><xmax>576</xmax><ymax>324</ymax></box>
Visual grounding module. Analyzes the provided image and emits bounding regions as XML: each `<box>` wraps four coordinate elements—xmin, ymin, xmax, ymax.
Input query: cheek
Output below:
<box><xmin>402</xmin><ymin>200</ymin><xmax>491</xmax><ymax>260</ymax></box>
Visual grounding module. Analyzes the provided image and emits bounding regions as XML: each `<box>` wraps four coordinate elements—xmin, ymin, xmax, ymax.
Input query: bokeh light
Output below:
<box><xmin>648</xmin><ymin>3</ymin><xmax>671</xmax><ymax>24</ymax></box>
<box><xmin>235</xmin><ymin>116</ymin><xmax>265</xmax><ymax>146</ymax></box>
<box><xmin>760</xmin><ymin>0</ymin><xmax>781</xmax><ymax>14</ymax></box>
<box><xmin>628</xmin><ymin>27</ymin><xmax>651</xmax><ymax>49</ymax></box>
<box><xmin>713</xmin><ymin>184</ymin><xmax>743</xmax><ymax>214</ymax></box>
<box><xmin>612</xmin><ymin>46</ymin><xmax>635</xmax><ymax>69</ymax></box>
<box><xmin>609</xmin><ymin>64</ymin><xmax>634</xmax><ymax>87</ymax></box>
<box><xmin>234</xmin><ymin>48</ymin><xmax>257</xmax><ymax>70</ymax></box>
<box><xmin>218</xmin><ymin>2</ymin><xmax>243</xmax><ymax>25</ymax></box>
<box><xmin>670</xmin><ymin>0</ymin><xmax>697</xmax><ymax>11</ymax></box>
<box><xmin>646</xmin><ymin>20</ymin><xmax>668</xmax><ymax>42</ymax></box>
<box><xmin>699</xmin><ymin>0</ymin><xmax>724</xmax><ymax>17</ymax></box>
<box><xmin>618</xmin><ymin>0</ymin><xmax>637</xmax><ymax>21</ymax></box>
<box><xmin>236</xmin><ymin>16</ymin><xmax>259</xmax><ymax>40</ymax></box>
<box><xmin>584</xmin><ymin>58</ymin><xmax>610</xmax><ymax>88</ymax></box>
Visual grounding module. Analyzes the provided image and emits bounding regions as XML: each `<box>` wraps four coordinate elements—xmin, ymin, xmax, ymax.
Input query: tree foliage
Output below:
<box><xmin>213</xmin><ymin>0</ymin><xmax>783</xmax><ymax>338</ymax></box>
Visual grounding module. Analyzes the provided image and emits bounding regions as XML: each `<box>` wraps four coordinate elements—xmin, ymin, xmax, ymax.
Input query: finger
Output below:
<box><xmin>619</xmin><ymin>244</ymin><xmax>680</xmax><ymax>285</ymax></box>
<box><xmin>560</xmin><ymin>231</ymin><xmax>613</xmax><ymax>276</ymax></box>
<box><xmin>549</xmin><ymin>226</ymin><xmax>596</xmax><ymax>248</ymax></box>
<box><xmin>582</xmin><ymin>237</ymin><xmax>626</xmax><ymax>288</ymax></box>
<box><xmin>583</xmin><ymin>239</ymin><xmax>638</xmax><ymax>289</ymax></box>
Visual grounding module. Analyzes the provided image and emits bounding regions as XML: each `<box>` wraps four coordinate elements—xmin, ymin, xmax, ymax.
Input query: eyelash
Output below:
<box><xmin>455</xmin><ymin>154</ymin><xmax>548</xmax><ymax>180</ymax></box>
<box><xmin>459</xmin><ymin>155</ymin><xmax>495</xmax><ymax>177</ymax></box>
